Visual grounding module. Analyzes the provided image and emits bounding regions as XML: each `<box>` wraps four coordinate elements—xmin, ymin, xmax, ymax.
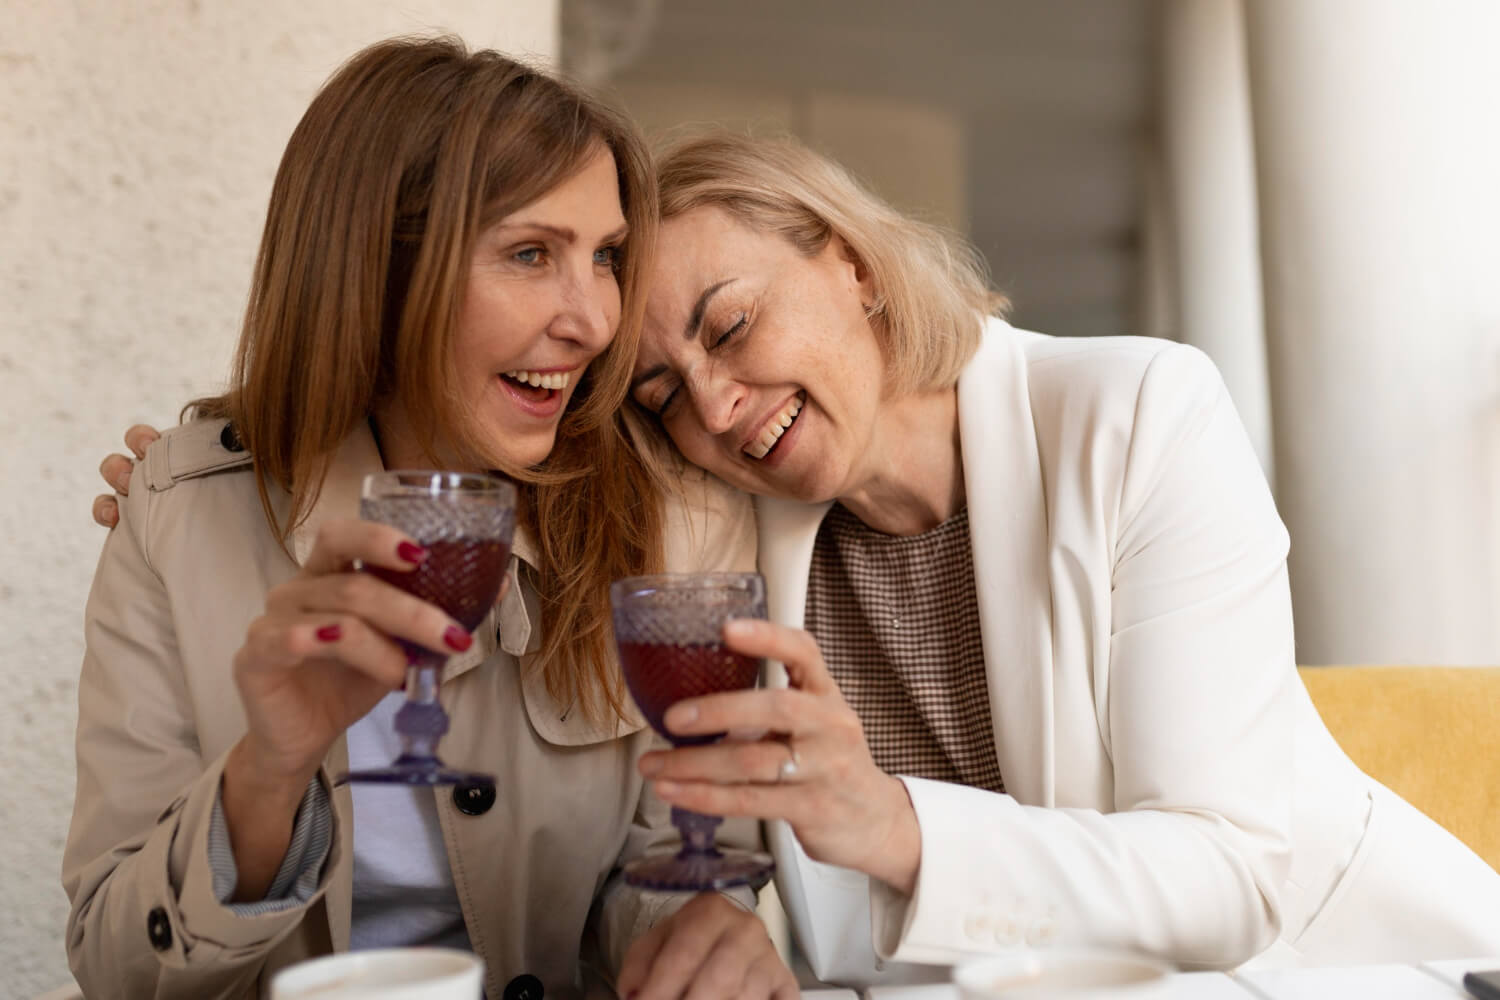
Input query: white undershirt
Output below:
<box><xmin>345</xmin><ymin>691</ymin><xmax>472</xmax><ymax>953</ymax></box>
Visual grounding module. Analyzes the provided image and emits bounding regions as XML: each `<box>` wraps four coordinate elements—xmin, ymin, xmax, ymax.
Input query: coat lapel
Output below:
<box><xmin>753</xmin><ymin>495</ymin><xmax>833</xmax><ymax>688</ymax></box>
<box><xmin>959</xmin><ymin>319</ymin><xmax>1056</xmax><ymax>806</ymax></box>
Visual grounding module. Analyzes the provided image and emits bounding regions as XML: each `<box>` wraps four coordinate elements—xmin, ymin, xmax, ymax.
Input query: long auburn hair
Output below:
<box><xmin>192</xmin><ymin>36</ymin><xmax>662</xmax><ymax>726</ymax></box>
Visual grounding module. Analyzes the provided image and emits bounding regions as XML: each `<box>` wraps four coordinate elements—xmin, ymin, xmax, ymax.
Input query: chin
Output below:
<box><xmin>478</xmin><ymin>426</ymin><xmax>559</xmax><ymax>472</ymax></box>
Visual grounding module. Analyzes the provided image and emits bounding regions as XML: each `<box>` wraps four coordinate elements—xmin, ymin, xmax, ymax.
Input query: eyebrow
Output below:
<box><xmin>630</xmin><ymin>279</ymin><xmax>735</xmax><ymax>396</ymax></box>
<box><xmin>492</xmin><ymin>221</ymin><xmax>630</xmax><ymax>244</ymax></box>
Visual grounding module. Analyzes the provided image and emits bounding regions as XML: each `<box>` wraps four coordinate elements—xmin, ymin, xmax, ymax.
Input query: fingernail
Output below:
<box><xmin>639</xmin><ymin>756</ymin><xmax>663</xmax><ymax>777</ymax></box>
<box><xmin>397</xmin><ymin>541</ymin><xmax>428</xmax><ymax>564</ymax></box>
<box><xmin>666</xmin><ymin>704</ymin><xmax>698</xmax><ymax>727</ymax></box>
<box><xmin>316</xmin><ymin>624</ymin><xmax>342</xmax><ymax>642</ymax></box>
<box><xmin>655</xmin><ymin>780</ymin><xmax>680</xmax><ymax>797</ymax></box>
<box><xmin>443</xmin><ymin>625</ymin><xmax>472</xmax><ymax>652</ymax></box>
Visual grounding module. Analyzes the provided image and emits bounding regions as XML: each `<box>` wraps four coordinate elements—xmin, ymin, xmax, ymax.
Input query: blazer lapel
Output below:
<box><xmin>753</xmin><ymin>495</ymin><xmax>832</xmax><ymax>688</ymax></box>
<box><xmin>959</xmin><ymin>319</ymin><xmax>1056</xmax><ymax>806</ymax></box>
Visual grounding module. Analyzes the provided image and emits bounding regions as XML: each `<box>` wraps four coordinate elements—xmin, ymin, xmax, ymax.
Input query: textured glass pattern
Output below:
<box><xmin>608</xmin><ymin>573</ymin><xmax>774</xmax><ymax>891</ymax></box>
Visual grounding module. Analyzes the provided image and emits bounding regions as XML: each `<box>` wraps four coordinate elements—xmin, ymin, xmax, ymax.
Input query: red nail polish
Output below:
<box><xmin>443</xmin><ymin>625</ymin><xmax>473</xmax><ymax>652</ymax></box>
<box><xmin>397</xmin><ymin>541</ymin><xmax>427</xmax><ymax>564</ymax></box>
<box><xmin>316</xmin><ymin>624</ymin><xmax>342</xmax><ymax>642</ymax></box>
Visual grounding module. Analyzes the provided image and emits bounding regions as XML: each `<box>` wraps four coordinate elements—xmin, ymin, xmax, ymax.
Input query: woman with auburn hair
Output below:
<box><xmin>623</xmin><ymin>130</ymin><xmax>1500</xmax><ymax>984</ymax></box>
<box><xmin>69</xmin><ymin>41</ymin><xmax>792</xmax><ymax>1000</ymax></box>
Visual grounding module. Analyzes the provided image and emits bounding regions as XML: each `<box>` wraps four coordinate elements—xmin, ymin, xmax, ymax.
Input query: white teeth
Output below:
<box><xmin>744</xmin><ymin>393</ymin><xmax>804</xmax><ymax>460</ymax></box>
<box><xmin>504</xmin><ymin>370</ymin><xmax>571</xmax><ymax>391</ymax></box>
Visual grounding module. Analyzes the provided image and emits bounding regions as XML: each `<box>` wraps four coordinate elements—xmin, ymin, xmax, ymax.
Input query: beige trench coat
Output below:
<box><xmin>63</xmin><ymin>418</ymin><xmax>759</xmax><ymax>1000</ymax></box>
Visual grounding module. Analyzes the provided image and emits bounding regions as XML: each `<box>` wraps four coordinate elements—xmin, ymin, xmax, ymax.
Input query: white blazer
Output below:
<box><xmin>760</xmin><ymin>320</ymin><xmax>1500</xmax><ymax>987</ymax></box>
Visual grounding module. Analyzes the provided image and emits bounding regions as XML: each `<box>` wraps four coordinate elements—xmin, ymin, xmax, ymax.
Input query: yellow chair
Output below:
<box><xmin>1298</xmin><ymin>666</ymin><xmax>1500</xmax><ymax>872</ymax></box>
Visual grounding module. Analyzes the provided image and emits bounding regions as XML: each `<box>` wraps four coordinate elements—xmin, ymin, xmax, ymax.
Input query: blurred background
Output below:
<box><xmin>3</xmin><ymin>0</ymin><xmax>1497</xmax><ymax>994</ymax></box>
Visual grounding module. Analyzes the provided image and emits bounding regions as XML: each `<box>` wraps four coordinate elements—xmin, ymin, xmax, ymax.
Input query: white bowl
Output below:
<box><xmin>954</xmin><ymin>950</ymin><xmax>1173</xmax><ymax>999</ymax></box>
<box><xmin>270</xmin><ymin>948</ymin><xmax>484</xmax><ymax>1000</ymax></box>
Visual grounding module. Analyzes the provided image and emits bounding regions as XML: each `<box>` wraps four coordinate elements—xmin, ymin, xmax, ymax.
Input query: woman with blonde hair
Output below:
<box><xmin>624</xmin><ymin>130</ymin><xmax>1500</xmax><ymax>984</ymax></box>
<box><xmin>69</xmin><ymin>41</ymin><xmax>791</xmax><ymax>1000</ymax></box>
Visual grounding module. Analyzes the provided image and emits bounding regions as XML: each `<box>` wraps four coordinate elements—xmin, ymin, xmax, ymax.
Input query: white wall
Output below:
<box><xmin>0</xmin><ymin>3</ymin><xmax>557</xmax><ymax>993</ymax></box>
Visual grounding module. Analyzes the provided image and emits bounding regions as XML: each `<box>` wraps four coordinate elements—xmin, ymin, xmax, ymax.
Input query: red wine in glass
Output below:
<box><xmin>366</xmin><ymin>537</ymin><xmax>511</xmax><ymax>667</ymax></box>
<box><xmin>338</xmin><ymin>471</ymin><xmax>515</xmax><ymax>788</ymax></box>
<box><xmin>612</xmin><ymin>572</ymin><xmax>775</xmax><ymax>892</ymax></box>
<box><xmin>618</xmin><ymin>641</ymin><xmax>760</xmax><ymax>746</ymax></box>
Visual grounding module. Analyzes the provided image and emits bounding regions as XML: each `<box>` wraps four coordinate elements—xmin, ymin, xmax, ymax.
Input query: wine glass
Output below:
<box><xmin>338</xmin><ymin>470</ymin><xmax>515</xmax><ymax>787</ymax></box>
<box><xmin>611</xmin><ymin>572</ymin><xmax>775</xmax><ymax>891</ymax></box>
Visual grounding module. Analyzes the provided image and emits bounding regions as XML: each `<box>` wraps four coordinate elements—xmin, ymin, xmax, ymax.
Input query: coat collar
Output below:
<box><xmin>754</xmin><ymin>317</ymin><xmax>1057</xmax><ymax>805</ymax></box>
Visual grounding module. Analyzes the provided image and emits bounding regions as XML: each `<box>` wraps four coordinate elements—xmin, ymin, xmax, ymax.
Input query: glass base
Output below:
<box><xmin>624</xmin><ymin>848</ymin><xmax>774</xmax><ymax>892</ymax></box>
<box><xmin>336</xmin><ymin>753</ymin><xmax>495</xmax><ymax>787</ymax></box>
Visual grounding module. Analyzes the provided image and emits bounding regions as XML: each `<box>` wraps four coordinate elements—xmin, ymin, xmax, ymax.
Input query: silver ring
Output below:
<box><xmin>777</xmin><ymin>744</ymin><xmax>801</xmax><ymax>783</ymax></box>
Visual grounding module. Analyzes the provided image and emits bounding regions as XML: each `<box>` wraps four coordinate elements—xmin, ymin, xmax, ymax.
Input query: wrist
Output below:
<box><xmin>225</xmin><ymin>737</ymin><xmax>319</xmax><ymax>815</ymax></box>
<box><xmin>220</xmin><ymin>738</ymin><xmax>317</xmax><ymax>902</ymax></box>
<box><xmin>868</xmin><ymin>776</ymin><xmax>922</xmax><ymax>895</ymax></box>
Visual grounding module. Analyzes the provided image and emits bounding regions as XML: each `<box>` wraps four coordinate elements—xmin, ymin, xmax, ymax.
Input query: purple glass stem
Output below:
<box><xmin>672</xmin><ymin>807</ymin><xmax>725</xmax><ymax>859</ymax></box>
<box><xmin>393</xmin><ymin>663</ymin><xmax>450</xmax><ymax>761</ymax></box>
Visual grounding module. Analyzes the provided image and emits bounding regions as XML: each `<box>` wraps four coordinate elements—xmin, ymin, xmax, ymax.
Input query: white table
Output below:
<box><xmin>864</xmin><ymin>974</ymin><xmax>1251</xmax><ymax>999</ymax></box>
<box><xmin>854</xmin><ymin>958</ymin><xmax>1498</xmax><ymax>998</ymax></box>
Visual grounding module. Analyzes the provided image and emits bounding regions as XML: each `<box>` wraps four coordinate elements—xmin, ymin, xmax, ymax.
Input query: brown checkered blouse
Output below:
<box><xmin>803</xmin><ymin>502</ymin><xmax>1005</xmax><ymax>793</ymax></box>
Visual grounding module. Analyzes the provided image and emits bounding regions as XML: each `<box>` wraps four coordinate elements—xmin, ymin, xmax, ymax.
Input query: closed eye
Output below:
<box><xmin>654</xmin><ymin>381</ymin><xmax>682</xmax><ymax>418</ymax></box>
<box><xmin>713</xmin><ymin>314</ymin><xmax>747</xmax><ymax>348</ymax></box>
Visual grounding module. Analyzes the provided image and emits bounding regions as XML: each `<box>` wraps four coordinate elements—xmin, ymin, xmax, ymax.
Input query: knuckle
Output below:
<box><xmin>331</xmin><ymin>573</ymin><xmax>367</xmax><ymax>607</ymax></box>
<box><xmin>732</xmin><ymin>742</ymin><xmax>764</xmax><ymax>772</ymax></box>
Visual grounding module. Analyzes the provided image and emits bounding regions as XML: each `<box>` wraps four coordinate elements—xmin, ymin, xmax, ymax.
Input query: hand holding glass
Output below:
<box><xmin>612</xmin><ymin>572</ymin><xmax>775</xmax><ymax>891</ymax></box>
<box><xmin>338</xmin><ymin>471</ymin><xmax>515</xmax><ymax>787</ymax></box>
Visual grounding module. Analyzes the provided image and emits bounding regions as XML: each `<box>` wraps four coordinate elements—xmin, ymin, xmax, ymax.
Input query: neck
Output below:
<box><xmin>371</xmin><ymin>403</ymin><xmax>463</xmax><ymax>472</ymax></box>
<box><xmin>836</xmin><ymin>385</ymin><xmax>964</xmax><ymax>536</ymax></box>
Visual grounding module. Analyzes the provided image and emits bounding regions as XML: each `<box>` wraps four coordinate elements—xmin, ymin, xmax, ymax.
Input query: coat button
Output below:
<box><xmin>453</xmin><ymin>782</ymin><xmax>495</xmax><ymax>816</ymax></box>
<box><xmin>219</xmin><ymin>422</ymin><xmax>245</xmax><ymax>452</ymax></box>
<box><xmin>503</xmin><ymin>973</ymin><xmax>543</xmax><ymax>1000</ymax></box>
<box><xmin>146</xmin><ymin>906</ymin><xmax>172</xmax><ymax>951</ymax></box>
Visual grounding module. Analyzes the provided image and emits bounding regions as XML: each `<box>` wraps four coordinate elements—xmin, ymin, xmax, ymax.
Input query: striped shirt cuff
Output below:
<box><xmin>208</xmin><ymin>776</ymin><xmax>332</xmax><ymax>915</ymax></box>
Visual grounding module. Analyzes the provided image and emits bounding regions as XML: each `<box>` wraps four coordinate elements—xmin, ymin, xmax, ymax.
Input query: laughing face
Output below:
<box><xmin>630</xmin><ymin>206</ymin><xmax>888</xmax><ymax>504</ymax></box>
<box><xmin>447</xmin><ymin>146</ymin><xmax>626</xmax><ymax>469</ymax></box>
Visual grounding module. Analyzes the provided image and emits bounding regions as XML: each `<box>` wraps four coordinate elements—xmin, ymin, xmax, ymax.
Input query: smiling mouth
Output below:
<box><xmin>500</xmin><ymin>368</ymin><xmax>572</xmax><ymax>403</ymax></box>
<box><xmin>744</xmin><ymin>392</ymin><xmax>805</xmax><ymax>460</ymax></box>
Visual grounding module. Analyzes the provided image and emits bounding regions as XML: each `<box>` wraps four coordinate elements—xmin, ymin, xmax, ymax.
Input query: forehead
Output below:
<box><xmin>499</xmin><ymin>146</ymin><xmax>624</xmax><ymax>227</ymax></box>
<box><xmin>646</xmin><ymin>207</ymin><xmax>779</xmax><ymax>318</ymax></box>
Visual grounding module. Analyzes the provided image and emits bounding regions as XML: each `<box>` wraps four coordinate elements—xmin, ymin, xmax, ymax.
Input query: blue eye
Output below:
<box><xmin>594</xmin><ymin>245</ymin><xmax>623</xmax><ymax>270</ymax></box>
<box><xmin>515</xmin><ymin>246</ymin><xmax>544</xmax><ymax>265</ymax></box>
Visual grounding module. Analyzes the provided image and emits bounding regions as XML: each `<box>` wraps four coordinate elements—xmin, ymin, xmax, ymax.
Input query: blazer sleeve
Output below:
<box><xmin>62</xmin><ymin>463</ymin><xmax>344</xmax><ymax>999</ymax></box>
<box><xmin>589</xmin><ymin>470</ymin><xmax>764</xmax><ymax>977</ymax></box>
<box><xmin>872</xmin><ymin>343</ymin><xmax>1294</xmax><ymax>969</ymax></box>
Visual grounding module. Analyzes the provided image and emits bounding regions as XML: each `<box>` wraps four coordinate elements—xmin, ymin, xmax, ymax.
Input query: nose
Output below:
<box><xmin>550</xmin><ymin>264</ymin><xmax>616</xmax><ymax>353</ymax></box>
<box><xmin>686</xmin><ymin>361</ymin><xmax>747</xmax><ymax>437</ymax></box>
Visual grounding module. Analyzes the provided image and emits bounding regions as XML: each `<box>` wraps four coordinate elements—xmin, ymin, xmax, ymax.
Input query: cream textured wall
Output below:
<box><xmin>0</xmin><ymin>4</ymin><xmax>557</xmax><ymax>994</ymax></box>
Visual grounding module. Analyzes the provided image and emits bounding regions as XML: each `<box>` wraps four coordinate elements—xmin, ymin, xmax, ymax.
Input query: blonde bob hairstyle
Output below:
<box><xmin>654</xmin><ymin>130</ymin><xmax>1007</xmax><ymax>395</ymax></box>
<box><xmin>193</xmin><ymin>36</ymin><xmax>662</xmax><ymax>726</ymax></box>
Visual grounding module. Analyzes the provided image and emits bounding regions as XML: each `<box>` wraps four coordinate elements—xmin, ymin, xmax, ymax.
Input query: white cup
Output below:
<box><xmin>954</xmin><ymin>950</ymin><xmax>1173</xmax><ymax>999</ymax></box>
<box><xmin>270</xmin><ymin>948</ymin><xmax>484</xmax><ymax>1000</ymax></box>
